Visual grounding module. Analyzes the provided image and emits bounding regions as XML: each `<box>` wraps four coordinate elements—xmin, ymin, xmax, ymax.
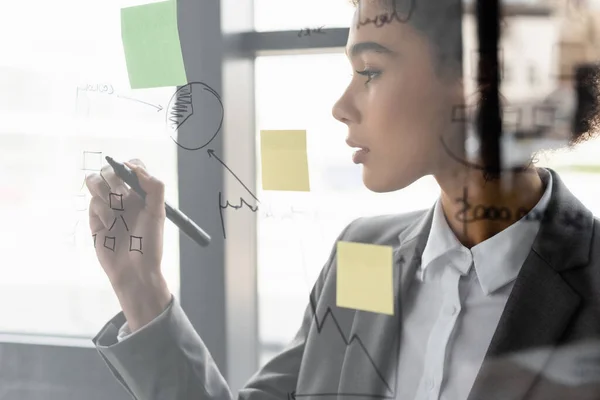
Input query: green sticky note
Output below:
<box><xmin>336</xmin><ymin>241</ymin><xmax>394</xmax><ymax>315</ymax></box>
<box><xmin>121</xmin><ymin>0</ymin><xmax>187</xmax><ymax>89</ymax></box>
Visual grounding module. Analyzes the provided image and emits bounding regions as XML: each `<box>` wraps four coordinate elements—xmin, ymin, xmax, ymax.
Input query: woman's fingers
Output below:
<box><xmin>99</xmin><ymin>164</ymin><xmax>129</xmax><ymax>195</ymax></box>
<box><xmin>125</xmin><ymin>162</ymin><xmax>166</xmax><ymax>218</ymax></box>
<box><xmin>89</xmin><ymin>195</ymin><xmax>116</xmax><ymax>233</ymax></box>
<box><xmin>85</xmin><ymin>167</ymin><xmax>129</xmax><ymax>206</ymax></box>
<box><xmin>125</xmin><ymin>158</ymin><xmax>146</xmax><ymax>169</ymax></box>
<box><xmin>85</xmin><ymin>173</ymin><xmax>110</xmax><ymax>204</ymax></box>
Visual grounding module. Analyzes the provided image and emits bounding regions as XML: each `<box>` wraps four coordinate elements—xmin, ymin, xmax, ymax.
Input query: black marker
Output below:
<box><xmin>105</xmin><ymin>156</ymin><xmax>211</xmax><ymax>247</ymax></box>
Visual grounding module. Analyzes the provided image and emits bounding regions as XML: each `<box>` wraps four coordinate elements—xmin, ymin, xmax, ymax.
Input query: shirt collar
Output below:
<box><xmin>419</xmin><ymin>168</ymin><xmax>553</xmax><ymax>295</ymax></box>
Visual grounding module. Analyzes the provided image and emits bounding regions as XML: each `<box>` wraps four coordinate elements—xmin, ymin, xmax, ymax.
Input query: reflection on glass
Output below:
<box><xmin>255</xmin><ymin>1</ymin><xmax>600</xmax><ymax>373</ymax></box>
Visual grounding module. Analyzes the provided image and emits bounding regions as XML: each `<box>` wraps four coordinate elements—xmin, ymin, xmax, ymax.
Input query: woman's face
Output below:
<box><xmin>332</xmin><ymin>1</ymin><xmax>463</xmax><ymax>192</ymax></box>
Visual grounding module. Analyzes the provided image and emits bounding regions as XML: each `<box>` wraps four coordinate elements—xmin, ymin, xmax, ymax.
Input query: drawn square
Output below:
<box><xmin>167</xmin><ymin>85</ymin><xmax>194</xmax><ymax>132</ymax></box>
<box><xmin>80</xmin><ymin>173</ymin><xmax>88</xmax><ymax>191</ymax></box>
<box><xmin>129</xmin><ymin>235</ymin><xmax>143</xmax><ymax>253</ymax></box>
<box><xmin>104</xmin><ymin>236</ymin><xmax>116</xmax><ymax>251</ymax></box>
<box><xmin>63</xmin><ymin>221</ymin><xmax>78</xmax><ymax>246</ymax></box>
<box><xmin>533</xmin><ymin>105</ymin><xmax>557</xmax><ymax>129</ymax></box>
<box><xmin>82</xmin><ymin>151</ymin><xmax>103</xmax><ymax>171</ymax></box>
<box><xmin>470</xmin><ymin>47</ymin><xmax>504</xmax><ymax>82</ymax></box>
<box><xmin>451</xmin><ymin>104</ymin><xmax>469</xmax><ymax>122</ymax></box>
<box><xmin>502</xmin><ymin>106</ymin><xmax>522</xmax><ymax>133</ymax></box>
<box><xmin>73</xmin><ymin>193</ymin><xmax>87</xmax><ymax>212</ymax></box>
<box><xmin>109</xmin><ymin>192</ymin><xmax>125</xmax><ymax>211</ymax></box>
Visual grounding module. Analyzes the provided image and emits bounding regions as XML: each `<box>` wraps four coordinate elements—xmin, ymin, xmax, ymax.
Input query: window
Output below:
<box><xmin>0</xmin><ymin>0</ymin><xmax>180</xmax><ymax>339</ymax></box>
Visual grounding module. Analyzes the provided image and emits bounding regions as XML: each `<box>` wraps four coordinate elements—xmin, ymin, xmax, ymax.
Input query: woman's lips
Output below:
<box><xmin>346</xmin><ymin>139</ymin><xmax>370</xmax><ymax>164</ymax></box>
<box><xmin>352</xmin><ymin>148</ymin><xmax>370</xmax><ymax>164</ymax></box>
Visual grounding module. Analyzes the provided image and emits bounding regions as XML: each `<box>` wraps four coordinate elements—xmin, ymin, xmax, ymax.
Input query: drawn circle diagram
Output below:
<box><xmin>165</xmin><ymin>82</ymin><xmax>224</xmax><ymax>151</ymax></box>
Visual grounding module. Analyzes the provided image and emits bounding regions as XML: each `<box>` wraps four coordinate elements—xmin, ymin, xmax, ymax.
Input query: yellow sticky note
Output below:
<box><xmin>260</xmin><ymin>130</ymin><xmax>310</xmax><ymax>192</ymax></box>
<box><xmin>336</xmin><ymin>241</ymin><xmax>394</xmax><ymax>315</ymax></box>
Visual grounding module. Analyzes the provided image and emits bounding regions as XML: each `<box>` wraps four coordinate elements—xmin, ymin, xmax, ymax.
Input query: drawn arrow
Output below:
<box><xmin>207</xmin><ymin>149</ymin><xmax>259</xmax><ymax>202</ymax></box>
<box><xmin>116</xmin><ymin>95</ymin><xmax>163</xmax><ymax>112</ymax></box>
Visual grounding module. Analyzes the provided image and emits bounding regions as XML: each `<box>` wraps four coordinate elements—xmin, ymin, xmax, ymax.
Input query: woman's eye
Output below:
<box><xmin>355</xmin><ymin>69</ymin><xmax>381</xmax><ymax>85</ymax></box>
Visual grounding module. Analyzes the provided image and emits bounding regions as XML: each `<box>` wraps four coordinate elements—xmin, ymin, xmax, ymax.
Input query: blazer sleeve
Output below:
<box><xmin>92</xmin><ymin>220</ymin><xmax>355</xmax><ymax>400</ymax></box>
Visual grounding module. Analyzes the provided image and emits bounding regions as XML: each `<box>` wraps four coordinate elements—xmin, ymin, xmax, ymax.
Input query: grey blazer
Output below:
<box><xmin>93</xmin><ymin>168</ymin><xmax>600</xmax><ymax>400</ymax></box>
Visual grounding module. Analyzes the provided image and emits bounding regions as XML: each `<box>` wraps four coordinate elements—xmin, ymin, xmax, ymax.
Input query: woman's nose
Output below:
<box><xmin>332</xmin><ymin>94</ymin><xmax>355</xmax><ymax>125</ymax></box>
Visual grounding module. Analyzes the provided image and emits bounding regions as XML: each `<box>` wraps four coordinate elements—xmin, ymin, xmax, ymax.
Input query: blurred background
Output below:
<box><xmin>0</xmin><ymin>0</ymin><xmax>599</xmax><ymax>398</ymax></box>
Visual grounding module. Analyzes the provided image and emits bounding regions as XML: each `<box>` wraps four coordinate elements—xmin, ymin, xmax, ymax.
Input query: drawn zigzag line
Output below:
<box><xmin>306</xmin><ymin>292</ymin><xmax>395</xmax><ymax>396</ymax></box>
<box><xmin>169</xmin><ymin>86</ymin><xmax>193</xmax><ymax>130</ymax></box>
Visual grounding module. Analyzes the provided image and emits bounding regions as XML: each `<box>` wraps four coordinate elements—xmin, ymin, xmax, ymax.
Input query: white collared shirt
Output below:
<box><xmin>395</xmin><ymin>168</ymin><xmax>553</xmax><ymax>400</ymax></box>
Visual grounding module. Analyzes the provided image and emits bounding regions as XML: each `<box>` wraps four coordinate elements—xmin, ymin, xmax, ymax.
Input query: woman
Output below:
<box><xmin>87</xmin><ymin>0</ymin><xmax>600</xmax><ymax>399</ymax></box>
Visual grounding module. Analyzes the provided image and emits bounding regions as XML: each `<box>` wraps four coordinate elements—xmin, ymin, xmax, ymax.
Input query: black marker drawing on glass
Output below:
<box><xmin>165</xmin><ymin>82</ymin><xmax>223</xmax><ymax>151</ymax></box>
<box><xmin>77</xmin><ymin>83</ymin><xmax>115</xmax><ymax>95</ymax></box>
<box><xmin>438</xmin><ymin>133</ymin><xmax>535</xmax><ymax>180</ymax></box>
<box><xmin>116</xmin><ymin>95</ymin><xmax>163</xmax><ymax>112</ymax></box>
<box><xmin>104</xmin><ymin>236</ymin><xmax>116</xmax><ymax>252</ymax></box>
<box><xmin>108</xmin><ymin>215</ymin><xmax>129</xmax><ymax>232</ymax></box>
<box><xmin>71</xmin><ymin>151</ymin><xmax>104</xmax><ymax>245</ymax></box>
<box><xmin>90</xmin><ymin>188</ymin><xmax>144</xmax><ymax>253</ymax></box>
<box><xmin>454</xmin><ymin>186</ymin><xmax>585</xmax><ymax>237</ymax></box>
<box><xmin>356</xmin><ymin>0</ymin><xmax>415</xmax><ymax>29</ymax></box>
<box><xmin>287</xmin><ymin>257</ymin><xmax>410</xmax><ymax>400</ymax></box>
<box><xmin>297</xmin><ymin>26</ymin><xmax>326</xmax><ymax>37</ymax></box>
<box><xmin>109</xmin><ymin>192</ymin><xmax>125</xmax><ymax>212</ymax></box>
<box><xmin>445</xmin><ymin>96</ymin><xmax>545</xmax><ymax>180</ymax></box>
<box><xmin>208</xmin><ymin>149</ymin><xmax>260</xmax><ymax>239</ymax></box>
<box><xmin>76</xmin><ymin>84</ymin><xmax>163</xmax><ymax>112</ymax></box>
<box><xmin>453</xmin><ymin>102</ymin><xmax>565</xmax><ymax>139</ymax></box>
<box><xmin>82</xmin><ymin>151</ymin><xmax>103</xmax><ymax>172</ymax></box>
<box><xmin>105</xmin><ymin>193</ymin><xmax>144</xmax><ymax>254</ymax></box>
<box><xmin>78</xmin><ymin>150</ymin><xmax>104</xmax><ymax>195</ymax></box>
<box><xmin>129</xmin><ymin>235</ymin><xmax>143</xmax><ymax>254</ymax></box>
<box><xmin>208</xmin><ymin>149</ymin><xmax>259</xmax><ymax>203</ymax></box>
<box><xmin>218</xmin><ymin>192</ymin><xmax>259</xmax><ymax>239</ymax></box>
<box><xmin>167</xmin><ymin>84</ymin><xmax>193</xmax><ymax>130</ymax></box>
<box><xmin>64</xmin><ymin>220</ymin><xmax>79</xmax><ymax>245</ymax></box>
<box><xmin>451</xmin><ymin>104</ymin><xmax>477</xmax><ymax>124</ymax></box>
<box><xmin>502</xmin><ymin>106</ymin><xmax>523</xmax><ymax>134</ymax></box>
<box><xmin>73</xmin><ymin>193</ymin><xmax>87</xmax><ymax>212</ymax></box>
<box><xmin>262</xmin><ymin>205</ymin><xmax>309</xmax><ymax>221</ymax></box>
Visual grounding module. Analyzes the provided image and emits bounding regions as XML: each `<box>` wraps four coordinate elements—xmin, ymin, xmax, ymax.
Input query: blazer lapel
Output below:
<box><xmin>337</xmin><ymin>207</ymin><xmax>434</xmax><ymax>398</ymax></box>
<box><xmin>467</xmin><ymin>168</ymin><xmax>592</xmax><ymax>400</ymax></box>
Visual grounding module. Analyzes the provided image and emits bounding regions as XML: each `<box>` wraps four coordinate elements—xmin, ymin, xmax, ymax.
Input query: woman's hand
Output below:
<box><xmin>86</xmin><ymin>159</ymin><xmax>172</xmax><ymax>332</ymax></box>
